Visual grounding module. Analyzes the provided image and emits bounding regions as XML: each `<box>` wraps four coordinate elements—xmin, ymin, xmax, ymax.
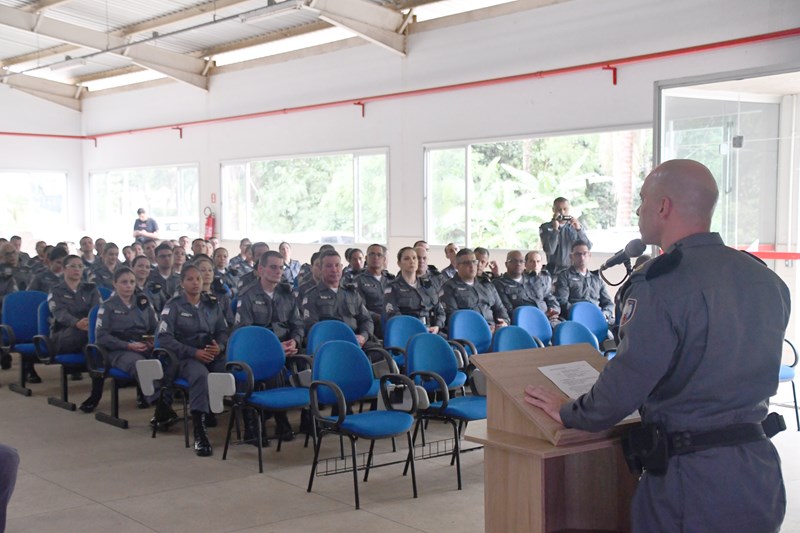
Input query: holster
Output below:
<box><xmin>622</xmin><ymin>423</ymin><xmax>669</xmax><ymax>477</ymax></box>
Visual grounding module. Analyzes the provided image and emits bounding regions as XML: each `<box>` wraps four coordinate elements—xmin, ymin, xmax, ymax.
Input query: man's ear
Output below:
<box><xmin>659</xmin><ymin>196</ymin><xmax>672</xmax><ymax>219</ymax></box>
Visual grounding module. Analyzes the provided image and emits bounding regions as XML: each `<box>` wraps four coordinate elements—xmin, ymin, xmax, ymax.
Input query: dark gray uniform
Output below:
<box><xmin>539</xmin><ymin>221</ymin><xmax>592</xmax><ymax>275</ymax></box>
<box><xmin>147</xmin><ymin>270</ymin><xmax>180</xmax><ymax>301</ymax></box>
<box><xmin>95</xmin><ymin>293</ymin><xmax>159</xmax><ymax>401</ymax></box>
<box><xmin>560</xmin><ymin>233</ymin><xmax>789</xmax><ymax>531</ymax></box>
<box><xmin>439</xmin><ymin>274</ymin><xmax>509</xmax><ymax>326</ymax></box>
<box><xmin>282</xmin><ymin>259</ymin><xmax>301</xmax><ymax>286</ymax></box>
<box><xmin>384</xmin><ymin>275</ymin><xmax>445</xmax><ymax>330</ymax></box>
<box><xmin>156</xmin><ymin>293</ymin><xmax>229</xmax><ymax>413</ymax></box>
<box><xmin>233</xmin><ymin>281</ymin><xmax>304</xmax><ymax>347</ymax></box>
<box><xmin>88</xmin><ymin>263</ymin><xmax>115</xmax><ymax>291</ymax></box>
<box><xmin>48</xmin><ymin>281</ymin><xmax>101</xmax><ymax>354</ymax></box>
<box><xmin>441</xmin><ymin>264</ymin><xmax>456</xmax><ymax>280</ymax></box>
<box><xmin>215</xmin><ymin>268</ymin><xmax>240</xmax><ymax>297</ymax></box>
<box><xmin>229</xmin><ymin>255</ymin><xmax>252</xmax><ymax>275</ymax></box>
<box><xmin>28</xmin><ymin>269</ymin><xmax>61</xmax><ymax>294</ymax></box>
<box><xmin>0</xmin><ymin>267</ymin><xmax>18</xmax><ymax>314</ymax></box>
<box><xmin>354</xmin><ymin>271</ymin><xmax>394</xmax><ymax>337</ymax></box>
<box><xmin>555</xmin><ymin>266</ymin><xmax>614</xmax><ymax>321</ymax></box>
<box><xmin>302</xmin><ymin>282</ymin><xmax>374</xmax><ymax>340</ymax></box>
<box><xmin>137</xmin><ymin>282</ymin><xmax>166</xmax><ymax>314</ymax></box>
<box><xmin>493</xmin><ymin>272</ymin><xmax>557</xmax><ymax>317</ymax></box>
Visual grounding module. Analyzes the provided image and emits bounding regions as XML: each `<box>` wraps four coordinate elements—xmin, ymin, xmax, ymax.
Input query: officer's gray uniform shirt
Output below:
<box><xmin>88</xmin><ymin>263</ymin><xmax>115</xmax><ymax>290</ymax></box>
<box><xmin>538</xmin><ymin>221</ymin><xmax>591</xmax><ymax>274</ymax></box>
<box><xmin>302</xmin><ymin>282</ymin><xmax>374</xmax><ymax>339</ymax></box>
<box><xmin>0</xmin><ymin>268</ymin><xmax>17</xmax><ymax>313</ymax></box>
<box><xmin>384</xmin><ymin>276</ymin><xmax>445</xmax><ymax>329</ymax></box>
<box><xmin>440</xmin><ymin>274</ymin><xmax>510</xmax><ymax>326</ymax></box>
<box><xmin>493</xmin><ymin>273</ymin><xmax>551</xmax><ymax>316</ymax></box>
<box><xmin>555</xmin><ymin>266</ymin><xmax>614</xmax><ymax>320</ymax></box>
<box><xmin>47</xmin><ymin>281</ymin><xmax>101</xmax><ymax>354</ymax></box>
<box><xmin>355</xmin><ymin>271</ymin><xmax>393</xmax><ymax>317</ymax></box>
<box><xmin>234</xmin><ymin>282</ymin><xmax>304</xmax><ymax>347</ymax></box>
<box><xmin>147</xmin><ymin>270</ymin><xmax>180</xmax><ymax>300</ymax></box>
<box><xmin>28</xmin><ymin>270</ymin><xmax>61</xmax><ymax>294</ymax></box>
<box><xmin>560</xmin><ymin>232</ymin><xmax>790</xmax><ymax>532</ymax></box>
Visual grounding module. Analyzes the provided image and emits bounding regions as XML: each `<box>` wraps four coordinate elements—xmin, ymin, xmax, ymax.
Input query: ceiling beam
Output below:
<box><xmin>23</xmin><ymin>0</ymin><xmax>77</xmax><ymax>12</ymax></box>
<box><xmin>307</xmin><ymin>0</ymin><xmax>406</xmax><ymax>56</ymax></box>
<box><xmin>1</xmin><ymin>73</ymin><xmax>80</xmax><ymax>110</ymax></box>
<box><xmin>0</xmin><ymin>4</ymin><xmax>208</xmax><ymax>89</ymax></box>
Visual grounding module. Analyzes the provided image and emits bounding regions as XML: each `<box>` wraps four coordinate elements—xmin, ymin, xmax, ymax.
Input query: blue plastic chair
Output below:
<box><xmin>97</xmin><ymin>286</ymin><xmax>113</xmax><ymax>301</ymax></box>
<box><xmin>222</xmin><ymin>326</ymin><xmax>312</xmax><ymax>472</ymax></box>
<box><xmin>552</xmin><ymin>321</ymin><xmax>600</xmax><ymax>350</ymax></box>
<box><xmin>383</xmin><ymin>315</ymin><xmax>428</xmax><ymax>369</ymax></box>
<box><xmin>405</xmin><ymin>333</ymin><xmax>487</xmax><ymax>490</ymax></box>
<box><xmin>84</xmin><ymin>306</ymin><xmax>142</xmax><ymax>429</ymax></box>
<box><xmin>491</xmin><ymin>325</ymin><xmax>541</xmax><ymax>352</ymax></box>
<box><xmin>569</xmin><ymin>301</ymin><xmax>612</xmax><ymax>346</ymax></box>
<box><xmin>448</xmin><ymin>309</ymin><xmax>492</xmax><ymax>355</ymax></box>
<box><xmin>779</xmin><ymin>338</ymin><xmax>799</xmax><ymax>431</ymax></box>
<box><xmin>33</xmin><ymin>302</ymin><xmax>91</xmax><ymax>411</ymax></box>
<box><xmin>1</xmin><ymin>290</ymin><xmax>48</xmax><ymax>396</ymax></box>
<box><xmin>307</xmin><ymin>340</ymin><xmax>417</xmax><ymax>509</ymax></box>
<box><xmin>512</xmin><ymin>306</ymin><xmax>551</xmax><ymax>347</ymax></box>
<box><xmin>306</xmin><ymin>320</ymin><xmax>361</xmax><ymax>356</ymax></box>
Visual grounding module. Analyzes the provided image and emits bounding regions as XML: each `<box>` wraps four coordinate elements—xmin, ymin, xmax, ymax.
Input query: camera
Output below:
<box><xmin>555</xmin><ymin>215</ymin><xmax>573</xmax><ymax>222</ymax></box>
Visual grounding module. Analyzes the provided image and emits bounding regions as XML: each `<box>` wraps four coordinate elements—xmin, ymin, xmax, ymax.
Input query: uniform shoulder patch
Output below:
<box><xmin>620</xmin><ymin>298</ymin><xmax>637</xmax><ymax>326</ymax></box>
<box><xmin>645</xmin><ymin>248</ymin><xmax>682</xmax><ymax>280</ymax></box>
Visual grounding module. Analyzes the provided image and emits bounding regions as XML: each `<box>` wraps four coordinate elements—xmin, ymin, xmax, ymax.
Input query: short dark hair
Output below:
<box><xmin>413</xmin><ymin>240</ymin><xmax>427</xmax><ymax>248</ymax></box>
<box><xmin>397</xmin><ymin>246</ymin><xmax>415</xmax><ymax>262</ymax></box>
<box><xmin>155</xmin><ymin>242</ymin><xmax>172</xmax><ymax>254</ymax></box>
<box><xmin>553</xmin><ymin>197</ymin><xmax>568</xmax><ymax>206</ymax></box>
<box><xmin>10</xmin><ymin>236</ymin><xmax>21</xmax><ymax>242</ymax></box>
<box><xmin>474</xmin><ymin>247</ymin><xmax>489</xmax><ymax>257</ymax></box>
<box><xmin>260</xmin><ymin>250</ymin><xmax>284</xmax><ymax>265</ymax></box>
<box><xmin>142</xmin><ymin>238</ymin><xmax>156</xmax><ymax>247</ymax></box>
<box><xmin>251</xmin><ymin>242</ymin><xmax>269</xmax><ymax>253</ymax></box>
<box><xmin>455</xmin><ymin>248</ymin><xmax>474</xmax><ymax>259</ymax></box>
<box><xmin>571</xmin><ymin>240</ymin><xmax>590</xmax><ymax>251</ymax></box>
<box><xmin>113</xmin><ymin>266</ymin><xmax>135</xmax><ymax>282</ymax></box>
<box><xmin>320</xmin><ymin>249</ymin><xmax>341</xmax><ymax>262</ymax></box>
<box><xmin>48</xmin><ymin>246</ymin><xmax>68</xmax><ymax>261</ymax></box>
<box><xmin>310</xmin><ymin>252</ymin><xmax>320</xmax><ymax>265</ymax></box>
<box><xmin>344</xmin><ymin>248</ymin><xmax>353</xmax><ymax>261</ymax></box>
<box><xmin>180</xmin><ymin>264</ymin><xmax>200</xmax><ymax>281</ymax></box>
<box><xmin>318</xmin><ymin>244</ymin><xmax>335</xmax><ymax>253</ymax></box>
<box><xmin>191</xmin><ymin>253</ymin><xmax>213</xmax><ymax>267</ymax></box>
<box><xmin>368</xmin><ymin>243</ymin><xmax>387</xmax><ymax>254</ymax></box>
<box><xmin>137</xmin><ymin>208</ymin><xmax>146</xmax><ymax>215</ymax></box>
<box><xmin>239</xmin><ymin>238</ymin><xmax>251</xmax><ymax>247</ymax></box>
<box><xmin>192</xmin><ymin>238</ymin><xmax>206</xmax><ymax>246</ymax></box>
<box><xmin>104</xmin><ymin>242</ymin><xmax>119</xmax><ymax>253</ymax></box>
<box><xmin>131</xmin><ymin>255</ymin><xmax>150</xmax><ymax>268</ymax></box>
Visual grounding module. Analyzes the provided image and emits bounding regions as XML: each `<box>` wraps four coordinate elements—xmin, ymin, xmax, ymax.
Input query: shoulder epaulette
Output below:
<box><xmin>137</xmin><ymin>294</ymin><xmax>150</xmax><ymax>310</ymax></box>
<box><xmin>384</xmin><ymin>271</ymin><xmax>396</xmax><ymax>280</ymax></box>
<box><xmin>342</xmin><ymin>282</ymin><xmax>358</xmax><ymax>291</ymax></box>
<box><xmin>83</xmin><ymin>282</ymin><xmax>97</xmax><ymax>290</ymax></box>
<box><xmin>277</xmin><ymin>281</ymin><xmax>293</xmax><ymax>293</ymax></box>
<box><xmin>420</xmin><ymin>277</ymin><xmax>432</xmax><ymax>289</ymax></box>
<box><xmin>202</xmin><ymin>291</ymin><xmax>218</xmax><ymax>305</ymax></box>
<box><xmin>645</xmin><ymin>248</ymin><xmax>682</xmax><ymax>280</ymax></box>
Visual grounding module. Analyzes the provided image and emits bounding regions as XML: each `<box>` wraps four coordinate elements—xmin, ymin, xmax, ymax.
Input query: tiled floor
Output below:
<box><xmin>2</xmin><ymin>362</ymin><xmax>798</xmax><ymax>532</ymax></box>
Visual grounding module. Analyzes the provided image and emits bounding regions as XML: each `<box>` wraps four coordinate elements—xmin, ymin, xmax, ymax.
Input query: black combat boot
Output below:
<box><xmin>1</xmin><ymin>350</ymin><xmax>11</xmax><ymax>370</ymax></box>
<box><xmin>242</xmin><ymin>409</ymin><xmax>269</xmax><ymax>447</ymax></box>
<box><xmin>275</xmin><ymin>412</ymin><xmax>295</xmax><ymax>442</ymax></box>
<box><xmin>150</xmin><ymin>398</ymin><xmax>179</xmax><ymax>430</ymax></box>
<box><xmin>193</xmin><ymin>411</ymin><xmax>213</xmax><ymax>457</ymax></box>
<box><xmin>79</xmin><ymin>377</ymin><xmax>105</xmax><ymax>413</ymax></box>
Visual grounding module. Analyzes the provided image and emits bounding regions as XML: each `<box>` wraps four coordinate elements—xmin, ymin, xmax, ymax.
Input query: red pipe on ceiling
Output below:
<box><xmin>0</xmin><ymin>26</ymin><xmax>798</xmax><ymax>143</ymax></box>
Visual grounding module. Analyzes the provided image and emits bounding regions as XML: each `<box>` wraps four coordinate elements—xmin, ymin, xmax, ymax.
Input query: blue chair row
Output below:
<box><xmin>1</xmin><ymin>291</ymin><xmax>48</xmax><ymax>396</ymax></box>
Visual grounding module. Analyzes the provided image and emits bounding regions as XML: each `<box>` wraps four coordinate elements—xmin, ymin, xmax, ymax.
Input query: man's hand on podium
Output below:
<box><xmin>524</xmin><ymin>385</ymin><xmax>565</xmax><ymax>425</ymax></box>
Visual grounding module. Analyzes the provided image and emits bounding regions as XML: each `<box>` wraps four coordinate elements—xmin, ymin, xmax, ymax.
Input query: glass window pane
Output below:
<box><xmin>427</xmin><ymin>148</ymin><xmax>466</xmax><ymax>246</ymax></box>
<box><xmin>358</xmin><ymin>154</ymin><xmax>387</xmax><ymax>242</ymax></box>
<box><xmin>0</xmin><ymin>171</ymin><xmax>68</xmax><ymax>237</ymax></box>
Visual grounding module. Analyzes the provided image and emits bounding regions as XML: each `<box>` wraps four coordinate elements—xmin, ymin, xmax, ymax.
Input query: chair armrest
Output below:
<box><xmin>309</xmin><ymin>380</ymin><xmax>346</xmax><ymax>428</ymax></box>
<box><xmin>532</xmin><ymin>336</ymin><xmax>545</xmax><ymax>348</ymax></box>
<box><xmin>208</xmin><ymin>372</ymin><xmax>236</xmax><ymax>414</ymax></box>
<box><xmin>447</xmin><ymin>340</ymin><xmax>469</xmax><ymax>369</ymax></box>
<box><xmin>84</xmin><ymin>343</ymin><xmax>110</xmax><ymax>379</ymax></box>
<box><xmin>450</xmin><ymin>338</ymin><xmax>478</xmax><ymax>357</ymax></box>
<box><xmin>384</xmin><ymin>345</ymin><xmax>406</xmax><ymax>356</ymax></box>
<box><xmin>602</xmin><ymin>349</ymin><xmax>616</xmax><ymax>359</ymax></box>
<box><xmin>785</xmin><ymin>338</ymin><xmax>798</xmax><ymax>368</ymax></box>
<box><xmin>409</xmin><ymin>370</ymin><xmax>449</xmax><ymax>411</ymax></box>
<box><xmin>33</xmin><ymin>334</ymin><xmax>53</xmax><ymax>364</ymax></box>
<box><xmin>366</xmin><ymin>346</ymin><xmax>400</xmax><ymax>376</ymax></box>
<box><xmin>225</xmin><ymin>361</ymin><xmax>255</xmax><ymax>401</ymax></box>
<box><xmin>135</xmin><ymin>359</ymin><xmax>163</xmax><ymax>396</ymax></box>
<box><xmin>469</xmin><ymin>369</ymin><xmax>487</xmax><ymax>396</ymax></box>
<box><xmin>286</xmin><ymin>354</ymin><xmax>314</xmax><ymax>387</ymax></box>
<box><xmin>379</xmin><ymin>373</ymin><xmax>418</xmax><ymax>415</ymax></box>
<box><xmin>0</xmin><ymin>324</ymin><xmax>16</xmax><ymax>351</ymax></box>
<box><xmin>152</xmin><ymin>347</ymin><xmax>180</xmax><ymax>382</ymax></box>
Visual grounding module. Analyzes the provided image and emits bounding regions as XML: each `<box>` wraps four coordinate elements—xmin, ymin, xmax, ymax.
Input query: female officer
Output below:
<box><xmin>384</xmin><ymin>246</ymin><xmax>445</xmax><ymax>335</ymax></box>
<box><xmin>122</xmin><ymin>246</ymin><xmax>135</xmax><ymax>267</ymax></box>
<box><xmin>212</xmin><ymin>247</ymin><xmax>239</xmax><ymax>297</ymax></box>
<box><xmin>156</xmin><ymin>264</ymin><xmax>228</xmax><ymax>457</ymax></box>
<box><xmin>132</xmin><ymin>255</ymin><xmax>165</xmax><ymax>313</ymax></box>
<box><xmin>194</xmin><ymin>254</ymin><xmax>233</xmax><ymax>326</ymax></box>
<box><xmin>171</xmin><ymin>246</ymin><xmax>187</xmax><ymax>275</ymax></box>
<box><xmin>88</xmin><ymin>242</ymin><xmax>120</xmax><ymax>291</ymax></box>
<box><xmin>47</xmin><ymin>255</ymin><xmax>101</xmax><ymax>408</ymax></box>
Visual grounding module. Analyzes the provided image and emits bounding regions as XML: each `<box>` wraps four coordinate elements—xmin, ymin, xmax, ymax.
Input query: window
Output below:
<box><xmin>425</xmin><ymin>129</ymin><xmax>653</xmax><ymax>252</ymax></box>
<box><xmin>89</xmin><ymin>165</ymin><xmax>199</xmax><ymax>241</ymax></box>
<box><xmin>221</xmin><ymin>150</ymin><xmax>387</xmax><ymax>243</ymax></box>
<box><xmin>0</xmin><ymin>170</ymin><xmax>68</xmax><ymax>237</ymax></box>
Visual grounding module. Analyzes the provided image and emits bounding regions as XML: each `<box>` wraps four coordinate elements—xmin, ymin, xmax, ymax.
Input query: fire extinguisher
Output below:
<box><xmin>204</xmin><ymin>207</ymin><xmax>216</xmax><ymax>240</ymax></box>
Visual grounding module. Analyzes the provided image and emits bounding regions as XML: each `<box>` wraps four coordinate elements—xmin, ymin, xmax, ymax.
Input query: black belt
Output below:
<box><xmin>668</xmin><ymin>423</ymin><xmax>766</xmax><ymax>457</ymax></box>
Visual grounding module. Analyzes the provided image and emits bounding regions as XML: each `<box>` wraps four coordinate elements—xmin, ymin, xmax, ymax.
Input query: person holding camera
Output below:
<box><xmin>538</xmin><ymin>197</ymin><xmax>591</xmax><ymax>275</ymax></box>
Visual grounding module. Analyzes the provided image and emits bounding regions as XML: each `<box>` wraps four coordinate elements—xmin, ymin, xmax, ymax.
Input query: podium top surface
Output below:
<box><xmin>472</xmin><ymin>344</ymin><xmax>639</xmax><ymax>446</ymax></box>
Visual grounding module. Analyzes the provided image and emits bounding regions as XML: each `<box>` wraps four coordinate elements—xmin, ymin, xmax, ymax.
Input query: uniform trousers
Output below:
<box><xmin>177</xmin><ymin>356</ymin><xmax>227</xmax><ymax>413</ymax></box>
<box><xmin>0</xmin><ymin>444</ymin><xmax>20</xmax><ymax>532</ymax></box>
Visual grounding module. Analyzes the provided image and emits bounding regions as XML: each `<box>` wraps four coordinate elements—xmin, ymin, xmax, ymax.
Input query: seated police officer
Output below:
<box><xmin>494</xmin><ymin>250</ymin><xmax>561</xmax><ymax>323</ymax></box>
<box><xmin>27</xmin><ymin>240</ymin><xmax>48</xmax><ymax>275</ymax></box>
<box><xmin>9</xmin><ymin>236</ymin><xmax>30</xmax><ymax>267</ymax></box>
<box><xmin>236</xmin><ymin>242</ymin><xmax>270</xmax><ymax>292</ymax></box>
<box><xmin>441</xmin><ymin>243</ymin><xmax>459</xmax><ymax>279</ymax></box>
<box><xmin>156</xmin><ymin>264</ymin><xmax>229</xmax><ymax>457</ymax></box>
<box><xmin>88</xmin><ymin>242</ymin><xmax>121</xmax><ymax>291</ymax></box>
<box><xmin>355</xmin><ymin>244</ymin><xmax>394</xmax><ymax>339</ymax></box>
<box><xmin>229</xmin><ymin>238</ymin><xmax>252</xmax><ymax>274</ymax></box>
<box><xmin>554</xmin><ymin>240</ymin><xmax>614</xmax><ymax>323</ymax></box>
<box><xmin>192</xmin><ymin>254</ymin><xmax>234</xmax><ymax>327</ymax></box>
<box><xmin>28</xmin><ymin>246</ymin><xmax>67</xmax><ymax>294</ymax></box>
<box><xmin>279</xmin><ymin>242</ymin><xmax>301</xmax><ymax>286</ymax></box>
<box><xmin>0</xmin><ymin>243</ymin><xmax>19</xmax><ymax>316</ymax></box>
<box><xmin>171</xmin><ymin>245</ymin><xmax>187</xmax><ymax>275</ymax></box>
<box><xmin>234</xmin><ymin>250</ymin><xmax>304</xmax><ymax>441</ymax></box>
<box><xmin>190</xmin><ymin>238</ymin><xmax>207</xmax><ymax>259</ymax></box>
<box><xmin>147</xmin><ymin>243</ymin><xmax>180</xmax><ymax>301</ymax></box>
<box><xmin>132</xmin><ymin>255</ymin><xmax>166</xmax><ymax>313</ymax></box>
<box><xmin>440</xmin><ymin>248</ymin><xmax>509</xmax><ymax>333</ymax></box>
<box><xmin>341</xmin><ymin>248</ymin><xmax>364</xmax><ymax>284</ymax></box>
<box><xmin>78</xmin><ymin>236</ymin><xmax>97</xmax><ymax>271</ymax></box>
<box><xmin>474</xmin><ymin>247</ymin><xmax>500</xmax><ymax>281</ymax></box>
<box><xmin>213</xmin><ymin>247</ymin><xmax>240</xmax><ymax>297</ymax></box>
<box><xmin>384</xmin><ymin>247</ymin><xmax>445</xmax><ymax>334</ymax></box>
<box><xmin>302</xmin><ymin>249</ymin><xmax>375</xmax><ymax>349</ymax></box>
<box><xmin>414</xmin><ymin>245</ymin><xmax>444</xmax><ymax>292</ymax></box>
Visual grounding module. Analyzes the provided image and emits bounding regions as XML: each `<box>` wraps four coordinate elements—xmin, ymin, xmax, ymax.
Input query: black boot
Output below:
<box><xmin>25</xmin><ymin>361</ymin><xmax>42</xmax><ymax>384</ymax></box>
<box><xmin>150</xmin><ymin>399</ymin><xmax>179</xmax><ymax>430</ymax></box>
<box><xmin>298</xmin><ymin>408</ymin><xmax>314</xmax><ymax>435</ymax></box>
<box><xmin>242</xmin><ymin>409</ymin><xmax>269</xmax><ymax>447</ymax></box>
<box><xmin>1</xmin><ymin>350</ymin><xmax>11</xmax><ymax>370</ymax></box>
<box><xmin>205</xmin><ymin>412</ymin><xmax>217</xmax><ymax>428</ymax></box>
<box><xmin>70</xmin><ymin>371</ymin><xmax>83</xmax><ymax>381</ymax></box>
<box><xmin>79</xmin><ymin>377</ymin><xmax>105</xmax><ymax>413</ymax></box>
<box><xmin>192</xmin><ymin>411</ymin><xmax>213</xmax><ymax>457</ymax></box>
<box><xmin>275</xmin><ymin>412</ymin><xmax>295</xmax><ymax>442</ymax></box>
<box><xmin>135</xmin><ymin>386</ymin><xmax>148</xmax><ymax>409</ymax></box>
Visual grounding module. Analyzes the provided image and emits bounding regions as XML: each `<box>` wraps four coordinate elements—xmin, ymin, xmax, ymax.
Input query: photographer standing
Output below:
<box><xmin>538</xmin><ymin>197</ymin><xmax>591</xmax><ymax>275</ymax></box>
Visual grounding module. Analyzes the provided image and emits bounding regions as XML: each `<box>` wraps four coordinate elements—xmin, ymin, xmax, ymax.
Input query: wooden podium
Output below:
<box><xmin>466</xmin><ymin>345</ymin><xmax>639</xmax><ymax>533</ymax></box>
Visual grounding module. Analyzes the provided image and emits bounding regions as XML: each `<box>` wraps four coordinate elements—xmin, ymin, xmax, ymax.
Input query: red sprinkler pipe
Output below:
<box><xmin>1</xmin><ymin>27</ymin><xmax>798</xmax><ymax>142</ymax></box>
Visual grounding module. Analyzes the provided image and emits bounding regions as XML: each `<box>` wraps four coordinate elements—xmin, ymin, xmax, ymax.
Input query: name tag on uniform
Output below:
<box><xmin>320</xmin><ymin>295</ymin><xmax>332</xmax><ymax>300</ymax></box>
<box><xmin>457</xmin><ymin>287</ymin><xmax>467</xmax><ymax>291</ymax></box>
<box><xmin>180</xmin><ymin>312</ymin><xmax>193</xmax><ymax>318</ymax></box>
<box><xmin>254</xmin><ymin>300</ymin><xmax>266</xmax><ymax>306</ymax></box>
<box><xmin>113</xmin><ymin>309</ymin><xmax>125</xmax><ymax>315</ymax></box>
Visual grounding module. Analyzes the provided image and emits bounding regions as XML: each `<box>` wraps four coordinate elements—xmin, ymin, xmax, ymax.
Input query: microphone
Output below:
<box><xmin>600</xmin><ymin>239</ymin><xmax>646</xmax><ymax>271</ymax></box>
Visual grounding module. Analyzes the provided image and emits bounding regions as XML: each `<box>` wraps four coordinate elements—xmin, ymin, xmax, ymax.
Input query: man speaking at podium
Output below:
<box><xmin>525</xmin><ymin>159</ymin><xmax>789</xmax><ymax>532</ymax></box>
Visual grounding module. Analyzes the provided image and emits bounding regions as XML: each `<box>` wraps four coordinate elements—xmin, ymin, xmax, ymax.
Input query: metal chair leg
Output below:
<box><xmin>349</xmin><ymin>435</ymin><xmax>360</xmax><ymax>509</ymax></box>
<box><xmin>307</xmin><ymin>431</ymin><xmax>324</xmax><ymax>493</ymax></box>
<box><xmin>406</xmin><ymin>431</ymin><xmax>418</xmax><ymax>498</ymax></box>
<box><xmin>364</xmin><ymin>440</ymin><xmax>376</xmax><ymax>482</ymax></box>
<box><xmin>222</xmin><ymin>404</ymin><xmax>237</xmax><ymax>460</ymax></box>
<box><xmin>792</xmin><ymin>381</ymin><xmax>799</xmax><ymax>431</ymax></box>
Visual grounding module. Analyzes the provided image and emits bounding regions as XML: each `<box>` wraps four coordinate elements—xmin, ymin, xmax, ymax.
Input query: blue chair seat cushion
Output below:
<box><xmin>780</xmin><ymin>364</ymin><xmax>795</xmax><ymax>381</ymax></box>
<box><xmin>247</xmin><ymin>387</ymin><xmax>310</xmax><ymax>410</ymax></box>
<box><xmin>428</xmin><ymin>396</ymin><xmax>487</xmax><ymax>421</ymax></box>
<box><xmin>174</xmin><ymin>377</ymin><xmax>190</xmax><ymax>389</ymax></box>
<box><xmin>421</xmin><ymin>371</ymin><xmax>467</xmax><ymax>392</ymax></box>
<box><xmin>53</xmin><ymin>353</ymin><xmax>85</xmax><ymax>366</ymax></box>
<box><xmin>109</xmin><ymin>368</ymin><xmax>134</xmax><ymax>381</ymax></box>
<box><xmin>323</xmin><ymin>410</ymin><xmax>414</xmax><ymax>438</ymax></box>
<box><xmin>13</xmin><ymin>343</ymin><xmax>37</xmax><ymax>357</ymax></box>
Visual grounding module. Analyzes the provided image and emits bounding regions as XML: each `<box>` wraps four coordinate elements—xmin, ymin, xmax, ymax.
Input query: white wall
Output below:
<box><xmin>2</xmin><ymin>0</ymin><xmax>800</xmax><ymax>266</ymax></box>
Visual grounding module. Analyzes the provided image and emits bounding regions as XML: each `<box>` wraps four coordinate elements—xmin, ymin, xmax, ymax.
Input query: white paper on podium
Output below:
<box><xmin>539</xmin><ymin>361</ymin><xmax>639</xmax><ymax>422</ymax></box>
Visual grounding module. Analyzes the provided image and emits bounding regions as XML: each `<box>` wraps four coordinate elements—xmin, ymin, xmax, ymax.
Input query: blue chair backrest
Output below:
<box><xmin>227</xmin><ymin>326</ymin><xmax>286</xmax><ymax>382</ymax></box>
<box><xmin>1</xmin><ymin>291</ymin><xmax>47</xmax><ymax>343</ymax></box>
<box><xmin>492</xmin><ymin>325</ymin><xmax>540</xmax><ymax>352</ymax></box>
<box><xmin>569</xmin><ymin>302</ymin><xmax>608</xmax><ymax>343</ymax></box>
<box><xmin>313</xmin><ymin>340</ymin><xmax>373</xmax><ymax>404</ymax></box>
<box><xmin>97</xmin><ymin>287</ymin><xmax>112</xmax><ymax>301</ymax></box>
<box><xmin>37</xmin><ymin>301</ymin><xmax>51</xmax><ymax>337</ymax></box>
<box><xmin>88</xmin><ymin>306</ymin><xmax>100</xmax><ymax>344</ymax></box>
<box><xmin>406</xmin><ymin>333</ymin><xmax>458</xmax><ymax>385</ymax></box>
<box><xmin>306</xmin><ymin>320</ymin><xmax>359</xmax><ymax>355</ymax></box>
<box><xmin>513</xmin><ymin>306</ymin><xmax>552</xmax><ymax>346</ymax></box>
<box><xmin>553</xmin><ymin>321</ymin><xmax>599</xmax><ymax>350</ymax></box>
<box><xmin>383</xmin><ymin>315</ymin><xmax>427</xmax><ymax>350</ymax></box>
<box><xmin>448</xmin><ymin>310</ymin><xmax>492</xmax><ymax>354</ymax></box>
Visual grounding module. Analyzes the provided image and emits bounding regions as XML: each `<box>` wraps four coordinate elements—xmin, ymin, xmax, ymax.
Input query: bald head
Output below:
<box><xmin>638</xmin><ymin>159</ymin><xmax>719</xmax><ymax>249</ymax></box>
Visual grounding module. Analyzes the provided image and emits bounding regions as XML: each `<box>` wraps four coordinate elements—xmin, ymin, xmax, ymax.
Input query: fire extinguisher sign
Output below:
<box><xmin>211</xmin><ymin>193</ymin><xmax>216</xmax><ymax>203</ymax></box>
<box><xmin>204</xmin><ymin>206</ymin><xmax>216</xmax><ymax>240</ymax></box>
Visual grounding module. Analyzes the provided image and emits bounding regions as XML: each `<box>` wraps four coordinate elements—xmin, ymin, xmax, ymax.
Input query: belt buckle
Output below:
<box><xmin>670</xmin><ymin>430</ymin><xmax>692</xmax><ymax>453</ymax></box>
